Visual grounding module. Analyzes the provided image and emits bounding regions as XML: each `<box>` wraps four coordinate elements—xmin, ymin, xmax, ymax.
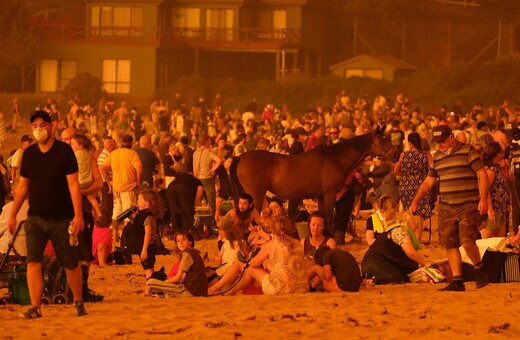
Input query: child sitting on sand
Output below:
<box><xmin>70</xmin><ymin>134</ymin><xmax>101</xmax><ymax>218</ymax></box>
<box><xmin>147</xmin><ymin>231</ymin><xmax>208</xmax><ymax>297</ymax></box>
<box><xmin>214</xmin><ymin>218</ymin><xmax>247</xmax><ymax>278</ymax></box>
<box><xmin>224</xmin><ymin>216</ymin><xmax>308</xmax><ymax>295</ymax></box>
<box><xmin>208</xmin><ymin>215</ymin><xmax>274</xmax><ymax>294</ymax></box>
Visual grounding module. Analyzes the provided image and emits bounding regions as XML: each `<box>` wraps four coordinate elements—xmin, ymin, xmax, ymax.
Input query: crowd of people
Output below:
<box><xmin>2</xmin><ymin>91</ymin><xmax>520</xmax><ymax>318</ymax></box>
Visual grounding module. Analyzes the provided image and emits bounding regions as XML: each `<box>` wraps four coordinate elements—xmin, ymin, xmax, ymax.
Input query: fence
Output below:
<box><xmin>352</xmin><ymin>18</ymin><xmax>516</xmax><ymax>68</ymax></box>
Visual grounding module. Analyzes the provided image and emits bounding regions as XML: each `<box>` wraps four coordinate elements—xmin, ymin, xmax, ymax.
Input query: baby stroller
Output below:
<box><xmin>0</xmin><ymin>221</ymin><xmax>28</xmax><ymax>304</ymax></box>
<box><xmin>0</xmin><ymin>220</ymin><xmax>73</xmax><ymax>305</ymax></box>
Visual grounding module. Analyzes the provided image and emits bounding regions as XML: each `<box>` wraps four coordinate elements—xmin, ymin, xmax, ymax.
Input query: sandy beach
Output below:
<box><xmin>0</xmin><ymin>124</ymin><xmax>518</xmax><ymax>339</ymax></box>
<box><xmin>1</xmin><ymin>216</ymin><xmax>519</xmax><ymax>340</ymax></box>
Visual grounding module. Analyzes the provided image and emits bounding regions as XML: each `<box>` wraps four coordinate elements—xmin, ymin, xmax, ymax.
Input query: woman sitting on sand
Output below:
<box><xmin>268</xmin><ymin>197</ymin><xmax>299</xmax><ymax>239</ymax></box>
<box><xmin>365</xmin><ymin>195</ymin><xmax>396</xmax><ymax>246</ymax></box>
<box><xmin>224</xmin><ymin>216</ymin><xmax>308</xmax><ymax>295</ymax></box>
<box><xmin>208</xmin><ymin>215</ymin><xmax>274</xmax><ymax>294</ymax></box>
<box><xmin>361</xmin><ymin>197</ymin><xmax>431</xmax><ymax>284</ymax></box>
<box><xmin>300</xmin><ymin>212</ymin><xmax>336</xmax><ymax>258</ymax></box>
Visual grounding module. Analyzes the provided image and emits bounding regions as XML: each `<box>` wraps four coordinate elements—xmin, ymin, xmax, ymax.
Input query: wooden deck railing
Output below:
<box><xmin>32</xmin><ymin>24</ymin><xmax>302</xmax><ymax>49</ymax></box>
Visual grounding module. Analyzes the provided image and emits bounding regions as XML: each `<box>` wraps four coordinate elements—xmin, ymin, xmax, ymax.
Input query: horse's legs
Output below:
<box><xmin>252</xmin><ymin>190</ymin><xmax>267</xmax><ymax>214</ymax></box>
<box><xmin>319</xmin><ymin>192</ymin><xmax>336</xmax><ymax>234</ymax></box>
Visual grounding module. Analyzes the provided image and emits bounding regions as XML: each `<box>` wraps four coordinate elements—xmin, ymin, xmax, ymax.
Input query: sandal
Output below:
<box><xmin>19</xmin><ymin>306</ymin><xmax>42</xmax><ymax>319</ymax></box>
<box><xmin>74</xmin><ymin>301</ymin><xmax>88</xmax><ymax>317</ymax></box>
<box><xmin>150</xmin><ymin>290</ymin><xmax>165</xmax><ymax>298</ymax></box>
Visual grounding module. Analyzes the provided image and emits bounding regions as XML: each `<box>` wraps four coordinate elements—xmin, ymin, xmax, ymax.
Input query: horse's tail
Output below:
<box><xmin>229</xmin><ymin>156</ymin><xmax>244</xmax><ymax>207</ymax></box>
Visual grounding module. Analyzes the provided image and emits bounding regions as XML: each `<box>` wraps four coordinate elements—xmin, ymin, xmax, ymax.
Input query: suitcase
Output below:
<box><xmin>482</xmin><ymin>250</ymin><xmax>520</xmax><ymax>283</ymax></box>
<box><xmin>501</xmin><ymin>252</ymin><xmax>520</xmax><ymax>283</ymax></box>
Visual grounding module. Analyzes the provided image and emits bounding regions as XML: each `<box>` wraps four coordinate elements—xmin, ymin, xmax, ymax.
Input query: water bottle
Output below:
<box><xmin>69</xmin><ymin>222</ymin><xmax>79</xmax><ymax>246</ymax></box>
<box><xmin>115</xmin><ymin>206</ymin><xmax>137</xmax><ymax>222</ymax></box>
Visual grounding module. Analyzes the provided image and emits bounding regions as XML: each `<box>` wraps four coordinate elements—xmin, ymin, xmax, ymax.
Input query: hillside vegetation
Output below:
<box><xmin>159</xmin><ymin>55</ymin><xmax>520</xmax><ymax>115</ymax></box>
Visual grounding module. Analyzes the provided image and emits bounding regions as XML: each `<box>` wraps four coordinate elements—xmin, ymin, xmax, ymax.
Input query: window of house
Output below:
<box><xmin>40</xmin><ymin>59</ymin><xmax>77</xmax><ymax>93</ymax></box>
<box><xmin>102</xmin><ymin>60</ymin><xmax>131</xmax><ymax>94</ymax></box>
<box><xmin>90</xmin><ymin>6</ymin><xmax>143</xmax><ymax>37</ymax></box>
<box><xmin>364</xmin><ymin>69</ymin><xmax>383</xmax><ymax>80</ymax></box>
<box><xmin>273</xmin><ymin>10</ymin><xmax>287</xmax><ymax>39</ymax></box>
<box><xmin>259</xmin><ymin>9</ymin><xmax>286</xmax><ymax>39</ymax></box>
<box><xmin>205</xmin><ymin>9</ymin><xmax>234</xmax><ymax>41</ymax></box>
<box><xmin>345</xmin><ymin>69</ymin><xmax>363</xmax><ymax>78</ymax></box>
<box><xmin>172</xmin><ymin>8</ymin><xmax>201</xmax><ymax>38</ymax></box>
<box><xmin>345</xmin><ymin>68</ymin><xmax>383</xmax><ymax>80</ymax></box>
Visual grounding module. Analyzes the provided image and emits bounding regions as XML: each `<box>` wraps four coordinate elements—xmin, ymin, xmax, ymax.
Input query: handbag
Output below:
<box><xmin>108</xmin><ymin>247</ymin><xmax>132</xmax><ymax>265</ymax></box>
<box><xmin>149</xmin><ymin>266</ymin><xmax>167</xmax><ymax>281</ymax></box>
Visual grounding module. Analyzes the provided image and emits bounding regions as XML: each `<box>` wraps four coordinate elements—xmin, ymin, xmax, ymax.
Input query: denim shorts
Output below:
<box><xmin>25</xmin><ymin>215</ymin><xmax>79</xmax><ymax>269</ymax></box>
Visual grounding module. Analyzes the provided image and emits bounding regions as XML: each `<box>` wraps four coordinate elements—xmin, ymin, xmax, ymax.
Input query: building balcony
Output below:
<box><xmin>32</xmin><ymin>24</ymin><xmax>302</xmax><ymax>51</ymax></box>
<box><xmin>32</xmin><ymin>24</ymin><xmax>160</xmax><ymax>46</ymax></box>
<box><xmin>160</xmin><ymin>27</ymin><xmax>301</xmax><ymax>51</ymax></box>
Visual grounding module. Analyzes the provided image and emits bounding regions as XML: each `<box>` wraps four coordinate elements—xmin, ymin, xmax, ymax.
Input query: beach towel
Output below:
<box><xmin>408</xmin><ymin>266</ymin><xmax>445</xmax><ymax>283</ymax></box>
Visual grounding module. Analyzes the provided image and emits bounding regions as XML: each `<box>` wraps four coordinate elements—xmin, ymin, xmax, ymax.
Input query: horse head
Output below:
<box><xmin>370</xmin><ymin>126</ymin><xmax>399</xmax><ymax>162</ymax></box>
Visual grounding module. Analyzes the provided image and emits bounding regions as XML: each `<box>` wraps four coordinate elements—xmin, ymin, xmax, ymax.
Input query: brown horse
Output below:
<box><xmin>229</xmin><ymin>126</ymin><xmax>398</xmax><ymax>226</ymax></box>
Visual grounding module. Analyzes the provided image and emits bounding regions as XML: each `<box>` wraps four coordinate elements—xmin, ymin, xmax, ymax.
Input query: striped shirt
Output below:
<box><xmin>97</xmin><ymin>149</ymin><xmax>111</xmax><ymax>182</ymax></box>
<box><xmin>428</xmin><ymin>142</ymin><xmax>484</xmax><ymax>208</ymax></box>
<box><xmin>97</xmin><ymin>149</ymin><xmax>110</xmax><ymax>167</ymax></box>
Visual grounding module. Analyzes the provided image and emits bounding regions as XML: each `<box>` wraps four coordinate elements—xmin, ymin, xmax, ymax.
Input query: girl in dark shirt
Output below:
<box><xmin>123</xmin><ymin>189</ymin><xmax>163</xmax><ymax>295</ymax></box>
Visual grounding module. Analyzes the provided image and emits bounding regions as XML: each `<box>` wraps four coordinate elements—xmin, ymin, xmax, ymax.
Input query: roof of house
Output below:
<box><xmin>330</xmin><ymin>54</ymin><xmax>418</xmax><ymax>71</ymax></box>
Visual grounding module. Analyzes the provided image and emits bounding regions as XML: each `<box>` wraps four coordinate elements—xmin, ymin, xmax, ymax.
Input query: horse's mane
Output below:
<box><xmin>328</xmin><ymin>132</ymin><xmax>373</xmax><ymax>154</ymax></box>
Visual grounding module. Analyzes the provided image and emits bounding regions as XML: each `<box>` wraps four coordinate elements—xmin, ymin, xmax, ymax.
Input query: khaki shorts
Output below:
<box><xmin>438</xmin><ymin>206</ymin><xmax>485</xmax><ymax>249</ymax></box>
<box><xmin>112</xmin><ymin>191</ymin><xmax>137</xmax><ymax>220</ymax></box>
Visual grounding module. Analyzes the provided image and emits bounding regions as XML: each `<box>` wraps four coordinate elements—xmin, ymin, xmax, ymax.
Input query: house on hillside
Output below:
<box><xmin>330</xmin><ymin>54</ymin><xmax>418</xmax><ymax>82</ymax></box>
<box><xmin>33</xmin><ymin>0</ymin><xmax>322</xmax><ymax>98</ymax></box>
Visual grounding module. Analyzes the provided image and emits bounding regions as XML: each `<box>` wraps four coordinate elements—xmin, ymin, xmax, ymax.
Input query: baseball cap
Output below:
<box><xmin>431</xmin><ymin>125</ymin><xmax>452</xmax><ymax>143</ymax></box>
<box><xmin>511</xmin><ymin>127</ymin><xmax>520</xmax><ymax>140</ymax></box>
<box><xmin>20</xmin><ymin>135</ymin><xmax>33</xmax><ymax>143</ymax></box>
<box><xmin>29</xmin><ymin>110</ymin><xmax>52</xmax><ymax>123</ymax></box>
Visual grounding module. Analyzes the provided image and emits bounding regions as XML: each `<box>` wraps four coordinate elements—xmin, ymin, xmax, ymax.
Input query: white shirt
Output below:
<box><xmin>0</xmin><ymin>200</ymin><xmax>29</xmax><ymax>256</ymax></box>
<box><xmin>11</xmin><ymin>148</ymin><xmax>23</xmax><ymax>169</ymax></box>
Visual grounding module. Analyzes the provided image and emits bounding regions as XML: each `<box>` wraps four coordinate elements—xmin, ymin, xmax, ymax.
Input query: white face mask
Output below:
<box><xmin>33</xmin><ymin>128</ymin><xmax>49</xmax><ymax>143</ymax></box>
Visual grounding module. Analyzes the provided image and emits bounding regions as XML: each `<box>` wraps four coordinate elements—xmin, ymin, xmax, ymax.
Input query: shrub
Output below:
<box><xmin>62</xmin><ymin>73</ymin><xmax>106</xmax><ymax>106</ymax></box>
